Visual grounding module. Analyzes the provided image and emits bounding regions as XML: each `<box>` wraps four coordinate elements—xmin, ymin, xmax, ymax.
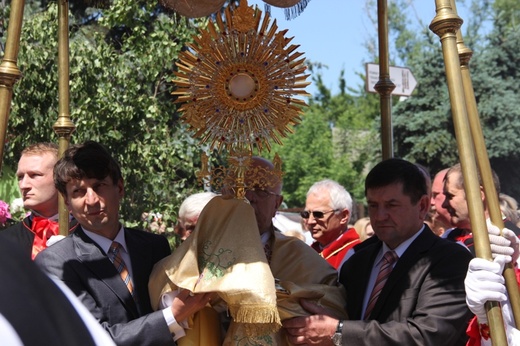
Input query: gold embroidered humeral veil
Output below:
<box><xmin>149</xmin><ymin>196</ymin><xmax>347</xmax><ymax>345</ymax></box>
<box><xmin>149</xmin><ymin>197</ymin><xmax>280</xmax><ymax>339</ymax></box>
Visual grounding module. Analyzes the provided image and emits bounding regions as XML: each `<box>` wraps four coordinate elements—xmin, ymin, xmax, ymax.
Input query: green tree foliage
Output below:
<box><xmin>493</xmin><ymin>0</ymin><xmax>520</xmax><ymax>30</ymax></box>
<box><xmin>471</xmin><ymin>16</ymin><xmax>520</xmax><ymax>198</ymax></box>
<box><xmin>392</xmin><ymin>0</ymin><xmax>520</xmax><ymax>200</ymax></box>
<box><xmin>0</xmin><ymin>167</ymin><xmax>21</xmax><ymax>204</ymax></box>
<box><xmin>1</xmin><ymin>0</ymin><xmax>205</xmax><ymax>226</ymax></box>
<box><xmin>269</xmin><ymin>106</ymin><xmax>336</xmax><ymax>207</ymax></box>
<box><xmin>269</xmin><ymin>67</ymin><xmax>380</xmax><ymax>209</ymax></box>
<box><xmin>393</xmin><ymin>34</ymin><xmax>457</xmax><ymax>171</ymax></box>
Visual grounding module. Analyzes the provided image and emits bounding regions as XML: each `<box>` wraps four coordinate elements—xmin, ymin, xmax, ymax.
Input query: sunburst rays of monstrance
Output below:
<box><xmin>172</xmin><ymin>0</ymin><xmax>310</xmax><ymax>197</ymax></box>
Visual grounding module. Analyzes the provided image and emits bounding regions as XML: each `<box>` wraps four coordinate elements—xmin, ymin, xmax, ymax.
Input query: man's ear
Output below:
<box><xmin>480</xmin><ymin>185</ymin><xmax>486</xmax><ymax>203</ymax></box>
<box><xmin>418</xmin><ymin>194</ymin><xmax>430</xmax><ymax>217</ymax></box>
<box><xmin>118</xmin><ymin>179</ymin><xmax>124</xmax><ymax>198</ymax></box>
<box><xmin>275</xmin><ymin>195</ymin><xmax>284</xmax><ymax>210</ymax></box>
<box><xmin>339</xmin><ymin>209</ymin><xmax>350</xmax><ymax>225</ymax></box>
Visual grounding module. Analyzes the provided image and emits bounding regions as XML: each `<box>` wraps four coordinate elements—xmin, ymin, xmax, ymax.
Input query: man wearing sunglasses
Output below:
<box><xmin>303</xmin><ymin>180</ymin><xmax>360</xmax><ymax>269</ymax></box>
<box><xmin>283</xmin><ymin>158</ymin><xmax>473</xmax><ymax>345</ymax></box>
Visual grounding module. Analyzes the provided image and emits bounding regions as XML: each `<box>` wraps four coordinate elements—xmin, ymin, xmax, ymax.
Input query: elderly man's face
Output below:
<box><xmin>244</xmin><ymin>158</ymin><xmax>283</xmax><ymax>234</ymax></box>
<box><xmin>245</xmin><ymin>187</ymin><xmax>283</xmax><ymax>235</ymax></box>
<box><xmin>304</xmin><ymin>191</ymin><xmax>348</xmax><ymax>247</ymax></box>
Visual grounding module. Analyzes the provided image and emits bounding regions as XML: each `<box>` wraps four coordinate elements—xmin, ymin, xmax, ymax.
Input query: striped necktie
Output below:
<box><xmin>364</xmin><ymin>250</ymin><xmax>398</xmax><ymax>319</ymax></box>
<box><xmin>108</xmin><ymin>241</ymin><xmax>135</xmax><ymax>297</ymax></box>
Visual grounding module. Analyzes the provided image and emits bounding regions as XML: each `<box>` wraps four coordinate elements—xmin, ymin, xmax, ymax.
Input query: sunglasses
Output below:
<box><xmin>300</xmin><ymin>209</ymin><xmax>338</xmax><ymax>219</ymax></box>
<box><xmin>245</xmin><ymin>188</ymin><xmax>279</xmax><ymax>199</ymax></box>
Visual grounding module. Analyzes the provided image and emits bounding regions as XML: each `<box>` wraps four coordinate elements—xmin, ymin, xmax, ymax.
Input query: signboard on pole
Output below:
<box><xmin>366</xmin><ymin>63</ymin><xmax>417</xmax><ymax>97</ymax></box>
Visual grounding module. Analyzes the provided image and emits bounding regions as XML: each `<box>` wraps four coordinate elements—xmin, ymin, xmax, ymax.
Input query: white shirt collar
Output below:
<box><xmin>375</xmin><ymin>224</ymin><xmax>425</xmax><ymax>263</ymax></box>
<box><xmin>82</xmin><ymin>225</ymin><xmax>127</xmax><ymax>255</ymax></box>
<box><xmin>260</xmin><ymin>230</ymin><xmax>271</xmax><ymax>245</ymax></box>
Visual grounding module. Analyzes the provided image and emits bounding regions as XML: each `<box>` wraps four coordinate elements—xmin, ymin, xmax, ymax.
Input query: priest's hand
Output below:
<box><xmin>170</xmin><ymin>289</ymin><xmax>214</xmax><ymax>322</ymax></box>
<box><xmin>283</xmin><ymin>299</ymin><xmax>338</xmax><ymax>345</ymax></box>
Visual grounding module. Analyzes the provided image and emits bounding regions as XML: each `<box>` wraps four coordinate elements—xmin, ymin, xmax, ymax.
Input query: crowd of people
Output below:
<box><xmin>0</xmin><ymin>140</ymin><xmax>519</xmax><ymax>345</ymax></box>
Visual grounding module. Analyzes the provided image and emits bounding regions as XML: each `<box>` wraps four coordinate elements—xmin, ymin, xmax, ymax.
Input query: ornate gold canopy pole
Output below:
<box><xmin>375</xmin><ymin>0</ymin><xmax>396</xmax><ymax>160</ymax></box>
<box><xmin>450</xmin><ymin>0</ymin><xmax>520</xmax><ymax>329</ymax></box>
<box><xmin>430</xmin><ymin>1</ymin><xmax>507</xmax><ymax>344</ymax></box>
<box><xmin>54</xmin><ymin>0</ymin><xmax>76</xmax><ymax>235</ymax></box>
<box><xmin>0</xmin><ymin>0</ymin><xmax>24</xmax><ymax>172</ymax></box>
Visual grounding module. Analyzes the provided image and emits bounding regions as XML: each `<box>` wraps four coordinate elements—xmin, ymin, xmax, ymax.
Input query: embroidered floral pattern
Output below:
<box><xmin>232</xmin><ymin>334</ymin><xmax>274</xmax><ymax>346</ymax></box>
<box><xmin>198</xmin><ymin>240</ymin><xmax>236</xmax><ymax>280</ymax></box>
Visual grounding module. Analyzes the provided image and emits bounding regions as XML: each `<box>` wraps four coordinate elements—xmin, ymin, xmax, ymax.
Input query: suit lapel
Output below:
<box><xmin>369</xmin><ymin>227</ymin><xmax>436</xmax><ymax>319</ymax></box>
<box><xmin>73</xmin><ymin>228</ymin><xmax>139</xmax><ymax>318</ymax></box>
<box><xmin>125</xmin><ymin>228</ymin><xmax>154</xmax><ymax>314</ymax></box>
<box><xmin>344</xmin><ymin>240</ymin><xmax>382</xmax><ymax>319</ymax></box>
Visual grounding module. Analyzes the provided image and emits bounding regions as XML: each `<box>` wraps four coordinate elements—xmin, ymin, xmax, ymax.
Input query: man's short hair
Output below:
<box><xmin>365</xmin><ymin>158</ymin><xmax>428</xmax><ymax>204</ymax></box>
<box><xmin>445</xmin><ymin>163</ymin><xmax>501</xmax><ymax>196</ymax></box>
<box><xmin>54</xmin><ymin>141</ymin><xmax>122</xmax><ymax>196</ymax></box>
<box><xmin>21</xmin><ymin>142</ymin><xmax>58</xmax><ymax>158</ymax></box>
<box><xmin>306</xmin><ymin>179</ymin><xmax>353</xmax><ymax>212</ymax></box>
<box><xmin>178</xmin><ymin>192</ymin><xmax>218</xmax><ymax>224</ymax></box>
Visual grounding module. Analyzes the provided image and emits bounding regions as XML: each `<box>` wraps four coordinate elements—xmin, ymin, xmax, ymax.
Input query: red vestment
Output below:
<box><xmin>311</xmin><ymin>228</ymin><xmax>361</xmax><ymax>269</ymax></box>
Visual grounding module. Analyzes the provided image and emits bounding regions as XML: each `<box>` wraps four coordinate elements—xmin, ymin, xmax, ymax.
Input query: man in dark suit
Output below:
<box><xmin>0</xmin><ymin>143</ymin><xmax>78</xmax><ymax>259</ymax></box>
<box><xmin>35</xmin><ymin>141</ymin><xmax>211</xmax><ymax>346</ymax></box>
<box><xmin>283</xmin><ymin>158</ymin><xmax>473</xmax><ymax>345</ymax></box>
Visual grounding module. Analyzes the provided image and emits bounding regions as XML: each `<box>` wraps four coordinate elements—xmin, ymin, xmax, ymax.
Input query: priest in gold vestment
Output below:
<box><xmin>148</xmin><ymin>157</ymin><xmax>347</xmax><ymax>345</ymax></box>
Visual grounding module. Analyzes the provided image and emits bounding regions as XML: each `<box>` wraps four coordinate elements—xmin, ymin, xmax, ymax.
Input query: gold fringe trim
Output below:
<box><xmin>228</xmin><ymin>304</ymin><xmax>281</xmax><ymax>336</ymax></box>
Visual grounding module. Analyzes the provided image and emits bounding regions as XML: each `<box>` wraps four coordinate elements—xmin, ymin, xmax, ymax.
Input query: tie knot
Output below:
<box><xmin>109</xmin><ymin>241</ymin><xmax>122</xmax><ymax>255</ymax></box>
<box><xmin>383</xmin><ymin>250</ymin><xmax>398</xmax><ymax>265</ymax></box>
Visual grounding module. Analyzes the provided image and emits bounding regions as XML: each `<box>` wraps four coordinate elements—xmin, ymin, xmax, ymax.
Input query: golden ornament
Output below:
<box><xmin>173</xmin><ymin>0</ymin><xmax>309</xmax><ymax>153</ymax></box>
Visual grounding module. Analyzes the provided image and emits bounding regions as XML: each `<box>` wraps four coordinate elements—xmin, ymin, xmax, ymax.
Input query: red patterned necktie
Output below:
<box><xmin>108</xmin><ymin>242</ymin><xmax>135</xmax><ymax>298</ymax></box>
<box><xmin>364</xmin><ymin>250</ymin><xmax>399</xmax><ymax>319</ymax></box>
<box><xmin>31</xmin><ymin>216</ymin><xmax>60</xmax><ymax>260</ymax></box>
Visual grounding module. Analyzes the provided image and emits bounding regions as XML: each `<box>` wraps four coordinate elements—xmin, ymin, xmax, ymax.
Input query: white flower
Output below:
<box><xmin>10</xmin><ymin>198</ymin><xmax>24</xmax><ymax>214</ymax></box>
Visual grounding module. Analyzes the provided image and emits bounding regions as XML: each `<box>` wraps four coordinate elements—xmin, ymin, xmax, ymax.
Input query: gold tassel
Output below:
<box><xmin>228</xmin><ymin>304</ymin><xmax>281</xmax><ymax>336</ymax></box>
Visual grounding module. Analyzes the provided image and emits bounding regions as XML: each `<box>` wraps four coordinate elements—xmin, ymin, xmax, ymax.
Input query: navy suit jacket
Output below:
<box><xmin>35</xmin><ymin>226</ymin><xmax>173</xmax><ymax>346</ymax></box>
<box><xmin>338</xmin><ymin>226</ymin><xmax>473</xmax><ymax>345</ymax></box>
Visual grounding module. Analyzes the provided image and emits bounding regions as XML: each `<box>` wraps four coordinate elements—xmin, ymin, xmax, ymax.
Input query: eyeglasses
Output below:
<box><xmin>300</xmin><ymin>209</ymin><xmax>338</xmax><ymax>219</ymax></box>
<box><xmin>245</xmin><ymin>188</ymin><xmax>279</xmax><ymax>199</ymax></box>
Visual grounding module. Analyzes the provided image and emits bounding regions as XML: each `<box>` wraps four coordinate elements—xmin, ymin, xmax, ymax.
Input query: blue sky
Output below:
<box><xmin>248</xmin><ymin>0</ymin><xmax>471</xmax><ymax>96</ymax></box>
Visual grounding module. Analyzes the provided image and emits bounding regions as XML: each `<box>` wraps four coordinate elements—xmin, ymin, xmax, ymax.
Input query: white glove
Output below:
<box><xmin>46</xmin><ymin>235</ymin><xmax>66</xmax><ymax>247</ymax></box>
<box><xmin>487</xmin><ymin>220</ymin><xmax>520</xmax><ymax>265</ymax></box>
<box><xmin>465</xmin><ymin>256</ymin><xmax>508</xmax><ymax>323</ymax></box>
